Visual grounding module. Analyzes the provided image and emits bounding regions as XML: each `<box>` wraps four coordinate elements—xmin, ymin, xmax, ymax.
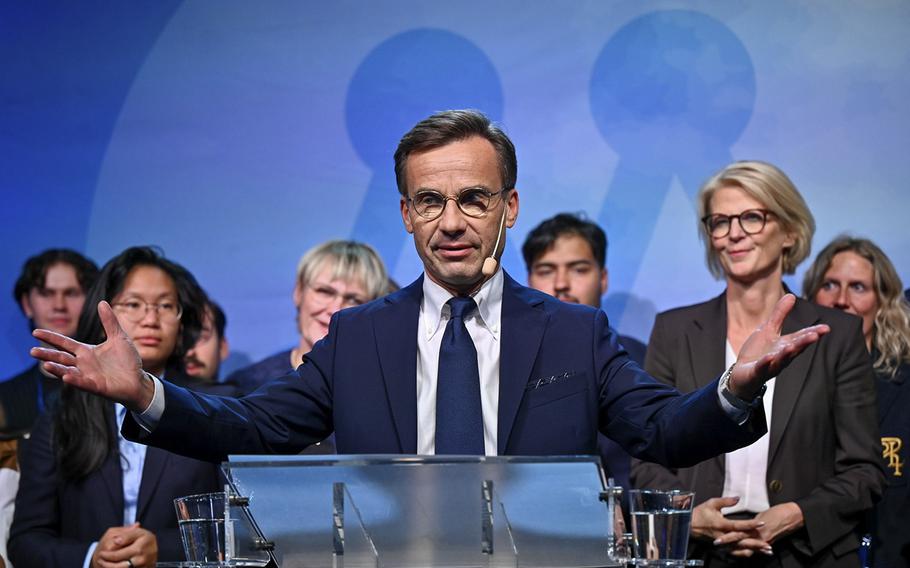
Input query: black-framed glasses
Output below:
<box><xmin>702</xmin><ymin>209</ymin><xmax>773</xmax><ymax>238</ymax></box>
<box><xmin>111</xmin><ymin>299</ymin><xmax>183</xmax><ymax>323</ymax></box>
<box><xmin>406</xmin><ymin>187</ymin><xmax>507</xmax><ymax>220</ymax></box>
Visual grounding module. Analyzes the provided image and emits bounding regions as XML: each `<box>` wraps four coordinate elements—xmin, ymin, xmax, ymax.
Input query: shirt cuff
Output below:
<box><xmin>131</xmin><ymin>372</ymin><xmax>165</xmax><ymax>432</ymax></box>
<box><xmin>716</xmin><ymin>379</ymin><xmax>752</xmax><ymax>426</ymax></box>
<box><xmin>83</xmin><ymin>541</ymin><xmax>98</xmax><ymax>568</ymax></box>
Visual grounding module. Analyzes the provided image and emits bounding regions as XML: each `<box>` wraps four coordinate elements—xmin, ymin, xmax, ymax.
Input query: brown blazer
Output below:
<box><xmin>632</xmin><ymin>292</ymin><xmax>885</xmax><ymax>567</ymax></box>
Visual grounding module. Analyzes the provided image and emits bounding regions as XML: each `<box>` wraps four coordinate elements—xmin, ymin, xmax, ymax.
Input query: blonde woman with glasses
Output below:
<box><xmin>632</xmin><ymin>161</ymin><xmax>884</xmax><ymax>567</ymax></box>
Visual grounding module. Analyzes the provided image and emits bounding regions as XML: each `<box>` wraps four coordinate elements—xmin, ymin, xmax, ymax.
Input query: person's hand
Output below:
<box><xmin>753</xmin><ymin>502</ymin><xmax>804</xmax><ymax>544</ymax></box>
<box><xmin>691</xmin><ymin>497</ymin><xmax>764</xmax><ymax>542</ymax></box>
<box><xmin>30</xmin><ymin>301</ymin><xmax>154</xmax><ymax>412</ymax></box>
<box><xmin>92</xmin><ymin>523</ymin><xmax>158</xmax><ymax>568</ymax></box>
<box><xmin>729</xmin><ymin>294</ymin><xmax>830</xmax><ymax>399</ymax></box>
<box><xmin>694</xmin><ymin>498</ymin><xmax>774</xmax><ymax>558</ymax></box>
<box><xmin>92</xmin><ymin>525</ymin><xmax>134</xmax><ymax>568</ymax></box>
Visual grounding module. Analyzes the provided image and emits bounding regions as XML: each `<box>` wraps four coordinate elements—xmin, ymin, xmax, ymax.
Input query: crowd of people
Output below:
<box><xmin>0</xmin><ymin>109</ymin><xmax>906</xmax><ymax>567</ymax></box>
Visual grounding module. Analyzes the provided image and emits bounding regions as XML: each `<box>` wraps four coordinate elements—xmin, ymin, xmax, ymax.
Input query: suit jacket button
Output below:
<box><xmin>769</xmin><ymin>479</ymin><xmax>783</xmax><ymax>493</ymax></box>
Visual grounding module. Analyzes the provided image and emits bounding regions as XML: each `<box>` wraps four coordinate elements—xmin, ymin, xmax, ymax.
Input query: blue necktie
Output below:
<box><xmin>435</xmin><ymin>296</ymin><xmax>485</xmax><ymax>455</ymax></box>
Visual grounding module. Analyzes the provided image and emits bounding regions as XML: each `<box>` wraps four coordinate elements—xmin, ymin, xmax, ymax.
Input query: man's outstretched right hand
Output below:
<box><xmin>30</xmin><ymin>300</ymin><xmax>155</xmax><ymax>412</ymax></box>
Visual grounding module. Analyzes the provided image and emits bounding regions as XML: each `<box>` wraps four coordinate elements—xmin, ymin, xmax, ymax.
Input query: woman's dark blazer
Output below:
<box><xmin>632</xmin><ymin>292</ymin><xmax>885</xmax><ymax>567</ymax></box>
<box><xmin>8</xmin><ymin>407</ymin><xmax>223</xmax><ymax>567</ymax></box>
<box><xmin>869</xmin><ymin>362</ymin><xmax>910</xmax><ymax>567</ymax></box>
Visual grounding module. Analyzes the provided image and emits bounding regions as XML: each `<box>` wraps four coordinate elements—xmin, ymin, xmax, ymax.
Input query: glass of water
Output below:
<box><xmin>174</xmin><ymin>491</ymin><xmax>228</xmax><ymax>562</ymax></box>
<box><xmin>628</xmin><ymin>489</ymin><xmax>694</xmax><ymax>561</ymax></box>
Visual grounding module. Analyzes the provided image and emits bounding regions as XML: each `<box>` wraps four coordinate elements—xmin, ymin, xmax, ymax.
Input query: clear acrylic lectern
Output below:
<box><xmin>213</xmin><ymin>454</ymin><xmax>623</xmax><ymax>568</ymax></box>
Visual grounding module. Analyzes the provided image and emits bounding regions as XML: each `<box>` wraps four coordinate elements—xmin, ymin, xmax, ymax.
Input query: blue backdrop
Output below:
<box><xmin>3</xmin><ymin>1</ymin><xmax>909</xmax><ymax>378</ymax></box>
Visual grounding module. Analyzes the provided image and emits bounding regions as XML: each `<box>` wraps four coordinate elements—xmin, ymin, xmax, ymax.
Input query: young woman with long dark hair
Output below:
<box><xmin>9</xmin><ymin>247</ymin><xmax>223</xmax><ymax>568</ymax></box>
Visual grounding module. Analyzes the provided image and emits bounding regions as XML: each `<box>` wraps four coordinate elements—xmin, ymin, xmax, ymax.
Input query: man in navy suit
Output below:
<box><xmin>30</xmin><ymin>110</ymin><xmax>829</xmax><ymax>467</ymax></box>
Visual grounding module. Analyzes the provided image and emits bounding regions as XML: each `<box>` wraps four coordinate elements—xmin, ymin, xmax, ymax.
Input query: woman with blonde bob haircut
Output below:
<box><xmin>295</xmin><ymin>240</ymin><xmax>390</xmax><ymax>305</ymax></box>
<box><xmin>226</xmin><ymin>239</ymin><xmax>391</xmax><ymax>396</ymax></box>
<box><xmin>803</xmin><ymin>235</ymin><xmax>910</xmax><ymax>568</ymax></box>
<box><xmin>632</xmin><ymin>161</ymin><xmax>883</xmax><ymax>567</ymax></box>
<box><xmin>697</xmin><ymin>161</ymin><xmax>815</xmax><ymax>280</ymax></box>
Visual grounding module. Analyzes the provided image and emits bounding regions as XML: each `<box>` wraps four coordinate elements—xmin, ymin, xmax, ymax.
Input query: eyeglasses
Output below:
<box><xmin>702</xmin><ymin>209</ymin><xmax>773</xmax><ymax>238</ymax></box>
<box><xmin>407</xmin><ymin>187</ymin><xmax>507</xmax><ymax>220</ymax></box>
<box><xmin>111</xmin><ymin>299</ymin><xmax>183</xmax><ymax>323</ymax></box>
<box><xmin>308</xmin><ymin>284</ymin><xmax>366</xmax><ymax>309</ymax></box>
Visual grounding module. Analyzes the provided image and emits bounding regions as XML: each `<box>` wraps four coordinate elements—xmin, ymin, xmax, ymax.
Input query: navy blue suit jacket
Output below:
<box><xmin>126</xmin><ymin>273</ymin><xmax>765</xmax><ymax>465</ymax></box>
<box><xmin>9</xmin><ymin>409</ymin><xmax>223</xmax><ymax>567</ymax></box>
<box><xmin>870</xmin><ymin>362</ymin><xmax>910</xmax><ymax>567</ymax></box>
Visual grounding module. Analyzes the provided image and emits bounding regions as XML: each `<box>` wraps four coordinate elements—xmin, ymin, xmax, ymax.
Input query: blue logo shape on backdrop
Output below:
<box><xmin>346</xmin><ymin>28</ymin><xmax>504</xmax><ymax>271</ymax></box>
<box><xmin>590</xmin><ymin>10</ymin><xmax>755</xmax><ymax>318</ymax></box>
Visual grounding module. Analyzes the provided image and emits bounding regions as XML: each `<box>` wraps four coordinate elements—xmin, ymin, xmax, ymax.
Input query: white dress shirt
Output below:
<box><xmin>417</xmin><ymin>268</ymin><xmax>503</xmax><ymax>455</ymax></box>
<box><xmin>721</xmin><ymin>340</ymin><xmax>777</xmax><ymax>515</ymax></box>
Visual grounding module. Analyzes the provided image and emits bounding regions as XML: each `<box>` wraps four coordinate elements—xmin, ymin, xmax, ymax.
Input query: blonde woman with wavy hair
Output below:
<box><xmin>803</xmin><ymin>235</ymin><xmax>910</xmax><ymax>377</ymax></box>
<box><xmin>804</xmin><ymin>235</ymin><xmax>910</xmax><ymax>568</ymax></box>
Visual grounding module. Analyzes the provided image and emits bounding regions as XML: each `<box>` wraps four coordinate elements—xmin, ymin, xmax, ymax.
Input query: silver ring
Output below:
<box><xmin>127</xmin><ymin>559</ymin><xmax>135</xmax><ymax>568</ymax></box>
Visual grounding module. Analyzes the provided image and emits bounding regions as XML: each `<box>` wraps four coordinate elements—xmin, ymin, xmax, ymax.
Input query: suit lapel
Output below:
<box><xmin>498</xmin><ymin>274</ymin><xmax>549</xmax><ymax>454</ymax></box>
<box><xmin>99</xmin><ymin>451</ymin><xmax>125</xmax><ymax>521</ymax></box>
<box><xmin>767</xmin><ymin>298</ymin><xmax>819</xmax><ymax>465</ymax></box>
<box><xmin>873</xmin><ymin>355</ymin><xmax>902</xmax><ymax>423</ymax></box>
<box><xmin>688</xmin><ymin>294</ymin><xmax>728</xmax><ymax>388</ymax></box>
<box><xmin>100</xmin><ymin>410</ymin><xmax>124</xmax><ymax>520</ymax></box>
<box><xmin>373</xmin><ymin>276</ymin><xmax>422</xmax><ymax>453</ymax></box>
<box><xmin>688</xmin><ymin>294</ymin><xmax>728</xmax><ymax>477</ymax></box>
<box><xmin>136</xmin><ymin>446</ymin><xmax>169</xmax><ymax>522</ymax></box>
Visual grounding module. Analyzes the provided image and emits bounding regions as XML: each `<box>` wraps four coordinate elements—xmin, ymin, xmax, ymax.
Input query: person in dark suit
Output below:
<box><xmin>224</xmin><ymin>240</ymin><xmax>390</xmax><ymax>396</ymax></box>
<box><xmin>632</xmin><ymin>162</ymin><xmax>884</xmax><ymax>567</ymax></box>
<box><xmin>9</xmin><ymin>247</ymin><xmax>223</xmax><ymax>568</ymax></box>
<box><xmin>804</xmin><ymin>235</ymin><xmax>910</xmax><ymax>568</ymax></box>
<box><xmin>32</xmin><ymin>112</ymin><xmax>828</xmax><ymax>478</ymax></box>
<box><xmin>0</xmin><ymin>249</ymin><xmax>99</xmax><ymax>435</ymax></box>
<box><xmin>522</xmin><ymin>212</ymin><xmax>645</xmax><ymax>497</ymax></box>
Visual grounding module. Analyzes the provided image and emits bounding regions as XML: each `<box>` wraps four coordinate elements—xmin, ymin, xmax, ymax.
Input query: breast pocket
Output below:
<box><xmin>525</xmin><ymin>371</ymin><xmax>588</xmax><ymax>409</ymax></box>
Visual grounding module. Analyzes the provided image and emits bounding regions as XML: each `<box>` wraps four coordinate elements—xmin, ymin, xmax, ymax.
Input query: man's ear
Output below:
<box><xmin>505</xmin><ymin>189</ymin><xmax>520</xmax><ymax>228</ymax></box>
<box><xmin>600</xmin><ymin>268</ymin><xmax>609</xmax><ymax>296</ymax></box>
<box><xmin>219</xmin><ymin>338</ymin><xmax>230</xmax><ymax>362</ymax></box>
<box><xmin>20</xmin><ymin>294</ymin><xmax>34</xmax><ymax>319</ymax></box>
<box><xmin>401</xmin><ymin>197</ymin><xmax>414</xmax><ymax>234</ymax></box>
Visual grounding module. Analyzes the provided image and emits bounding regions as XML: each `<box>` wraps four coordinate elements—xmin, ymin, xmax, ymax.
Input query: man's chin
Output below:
<box><xmin>430</xmin><ymin>270</ymin><xmax>486</xmax><ymax>292</ymax></box>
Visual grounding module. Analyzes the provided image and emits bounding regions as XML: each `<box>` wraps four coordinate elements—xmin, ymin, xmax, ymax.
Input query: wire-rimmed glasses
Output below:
<box><xmin>111</xmin><ymin>299</ymin><xmax>183</xmax><ymax>323</ymax></box>
<box><xmin>406</xmin><ymin>187</ymin><xmax>507</xmax><ymax>220</ymax></box>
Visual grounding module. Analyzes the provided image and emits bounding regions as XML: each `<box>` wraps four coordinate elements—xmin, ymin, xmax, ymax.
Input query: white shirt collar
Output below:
<box><xmin>421</xmin><ymin>268</ymin><xmax>503</xmax><ymax>342</ymax></box>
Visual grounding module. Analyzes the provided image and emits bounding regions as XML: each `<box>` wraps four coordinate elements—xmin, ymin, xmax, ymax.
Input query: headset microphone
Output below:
<box><xmin>482</xmin><ymin>207</ymin><xmax>508</xmax><ymax>277</ymax></box>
